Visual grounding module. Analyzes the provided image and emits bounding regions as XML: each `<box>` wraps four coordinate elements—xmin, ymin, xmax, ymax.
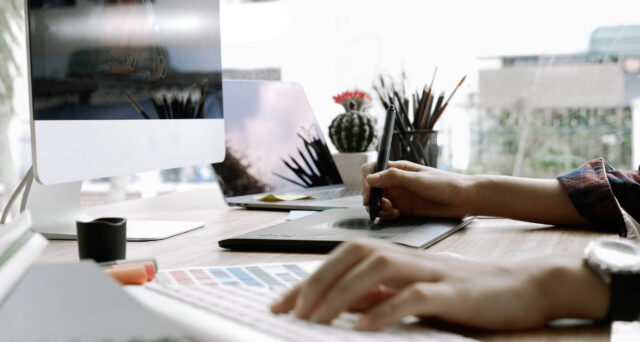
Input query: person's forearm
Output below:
<box><xmin>523</xmin><ymin>255</ymin><xmax>609</xmax><ymax>321</ymax></box>
<box><xmin>469</xmin><ymin>175</ymin><xmax>590</xmax><ymax>226</ymax></box>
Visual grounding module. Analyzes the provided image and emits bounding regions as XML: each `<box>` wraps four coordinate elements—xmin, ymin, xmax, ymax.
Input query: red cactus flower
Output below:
<box><xmin>333</xmin><ymin>90</ymin><xmax>372</xmax><ymax>112</ymax></box>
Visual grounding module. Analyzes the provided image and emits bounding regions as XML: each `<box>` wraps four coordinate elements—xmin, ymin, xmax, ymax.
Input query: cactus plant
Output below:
<box><xmin>328</xmin><ymin>91</ymin><xmax>377</xmax><ymax>153</ymax></box>
<box><xmin>329</xmin><ymin>112</ymin><xmax>376</xmax><ymax>152</ymax></box>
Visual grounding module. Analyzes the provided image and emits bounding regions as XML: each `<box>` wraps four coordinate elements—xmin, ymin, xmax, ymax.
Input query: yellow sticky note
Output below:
<box><xmin>253</xmin><ymin>194</ymin><xmax>315</xmax><ymax>202</ymax></box>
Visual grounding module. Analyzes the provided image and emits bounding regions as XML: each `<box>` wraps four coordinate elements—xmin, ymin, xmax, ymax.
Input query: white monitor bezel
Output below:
<box><xmin>24</xmin><ymin>0</ymin><xmax>225</xmax><ymax>185</ymax></box>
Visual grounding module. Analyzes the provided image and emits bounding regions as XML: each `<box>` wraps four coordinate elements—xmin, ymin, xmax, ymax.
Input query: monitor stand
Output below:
<box><xmin>21</xmin><ymin>170</ymin><xmax>203</xmax><ymax>241</ymax></box>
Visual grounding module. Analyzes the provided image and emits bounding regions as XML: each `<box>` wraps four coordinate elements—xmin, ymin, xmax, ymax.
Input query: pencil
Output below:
<box><xmin>392</xmin><ymin>87</ymin><xmax>410</xmax><ymax>126</ymax></box>
<box><xmin>429</xmin><ymin>102</ymin><xmax>448</xmax><ymax>129</ymax></box>
<box><xmin>403</xmin><ymin>97</ymin><xmax>410</xmax><ymax>125</ymax></box>
<box><xmin>422</xmin><ymin>92</ymin><xmax>434</xmax><ymax>129</ymax></box>
<box><xmin>415</xmin><ymin>85</ymin><xmax>428</xmax><ymax>128</ymax></box>
<box><xmin>429</xmin><ymin>92</ymin><xmax>445</xmax><ymax>129</ymax></box>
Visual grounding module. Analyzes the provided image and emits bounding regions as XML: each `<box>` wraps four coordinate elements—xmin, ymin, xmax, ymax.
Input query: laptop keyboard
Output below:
<box><xmin>306</xmin><ymin>187</ymin><xmax>361</xmax><ymax>200</ymax></box>
<box><xmin>145</xmin><ymin>282</ymin><xmax>474</xmax><ymax>342</ymax></box>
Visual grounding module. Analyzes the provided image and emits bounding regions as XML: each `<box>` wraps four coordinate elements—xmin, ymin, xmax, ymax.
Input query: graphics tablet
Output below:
<box><xmin>218</xmin><ymin>207</ymin><xmax>474</xmax><ymax>253</ymax></box>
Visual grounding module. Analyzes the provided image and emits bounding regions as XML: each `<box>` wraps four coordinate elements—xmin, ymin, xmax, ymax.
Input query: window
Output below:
<box><xmin>2</xmin><ymin>0</ymin><xmax>639</xmax><ymax>209</ymax></box>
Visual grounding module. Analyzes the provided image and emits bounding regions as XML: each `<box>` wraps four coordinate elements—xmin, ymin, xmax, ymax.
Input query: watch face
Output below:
<box><xmin>587</xmin><ymin>237</ymin><xmax>640</xmax><ymax>273</ymax></box>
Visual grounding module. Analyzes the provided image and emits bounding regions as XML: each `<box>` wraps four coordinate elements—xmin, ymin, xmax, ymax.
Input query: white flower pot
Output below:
<box><xmin>332</xmin><ymin>151</ymin><xmax>378</xmax><ymax>188</ymax></box>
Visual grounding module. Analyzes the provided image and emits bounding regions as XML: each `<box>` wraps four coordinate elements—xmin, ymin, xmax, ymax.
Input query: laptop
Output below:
<box><xmin>213</xmin><ymin>80</ymin><xmax>362</xmax><ymax>210</ymax></box>
<box><xmin>219</xmin><ymin>207</ymin><xmax>474</xmax><ymax>253</ymax></box>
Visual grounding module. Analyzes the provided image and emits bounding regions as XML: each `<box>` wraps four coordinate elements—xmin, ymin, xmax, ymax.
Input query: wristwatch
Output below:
<box><xmin>584</xmin><ymin>237</ymin><xmax>640</xmax><ymax>322</ymax></box>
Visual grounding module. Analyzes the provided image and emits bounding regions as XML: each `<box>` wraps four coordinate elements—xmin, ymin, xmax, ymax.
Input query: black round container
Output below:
<box><xmin>76</xmin><ymin>217</ymin><xmax>127</xmax><ymax>262</ymax></box>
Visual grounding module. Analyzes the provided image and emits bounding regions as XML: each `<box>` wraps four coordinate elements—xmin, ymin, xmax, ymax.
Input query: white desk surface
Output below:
<box><xmin>38</xmin><ymin>185</ymin><xmax>612</xmax><ymax>341</ymax></box>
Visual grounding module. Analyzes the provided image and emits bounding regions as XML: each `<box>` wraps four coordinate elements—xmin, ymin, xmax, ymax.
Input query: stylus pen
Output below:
<box><xmin>369</xmin><ymin>104</ymin><xmax>396</xmax><ymax>223</ymax></box>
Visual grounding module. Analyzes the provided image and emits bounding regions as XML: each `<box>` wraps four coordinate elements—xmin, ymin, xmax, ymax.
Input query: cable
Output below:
<box><xmin>19</xmin><ymin>167</ymin><xmax>34</xmax><ymax>214</ymax></box>
<box><xmin>1</xmin><ymin>167</ymin><xmax>33</xmax><ymax>225</ymax></box>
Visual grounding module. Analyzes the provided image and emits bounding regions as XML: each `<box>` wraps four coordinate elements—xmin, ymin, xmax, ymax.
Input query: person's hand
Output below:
<box><xmin>361</xmin><ymin>160</ymin><xmax>474</xmax><ymax>220</ymax></box>
<box><xmin>270</xmin><ymin>239</ymin><xmax>609</xmax><ymax>331</ymax></box>
<box><xmin>361</xmin><ymin>160</ymin><xmax>590</xmax><ymax>226</ymax></box>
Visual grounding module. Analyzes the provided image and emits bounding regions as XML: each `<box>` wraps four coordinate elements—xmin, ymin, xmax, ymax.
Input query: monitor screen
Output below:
<box><xmin>27</xmin><ymin>0</ymin><xmax>226</xmax><ymax>185</ymax></box>
<box><xmin>28</xmin><ymin>0</ymin><xmax>222</xmax><ymax>121</ymax></box>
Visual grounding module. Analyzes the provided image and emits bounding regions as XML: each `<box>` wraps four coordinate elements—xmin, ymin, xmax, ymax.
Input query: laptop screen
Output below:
<box><xmin>213</xmin><ymin>81</ymin><xmax>342</xmax><ymax>197</ymax></box>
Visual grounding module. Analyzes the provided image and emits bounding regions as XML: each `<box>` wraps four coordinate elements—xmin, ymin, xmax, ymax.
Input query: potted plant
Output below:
<box><xmin>328</xmin><ymin>90</ymin><xmax>378</xmax><ymax>187</ymax></box>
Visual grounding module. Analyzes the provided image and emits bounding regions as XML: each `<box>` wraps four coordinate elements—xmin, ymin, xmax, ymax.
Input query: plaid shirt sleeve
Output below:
<box><xmin>557</xmin><ymin>158</ymin><xmax>640</xmax><ymax>240</ymax></box>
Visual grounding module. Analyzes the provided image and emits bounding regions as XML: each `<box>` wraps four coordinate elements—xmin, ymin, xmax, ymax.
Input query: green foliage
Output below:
<box><xmin>471</xmin><ymin>107</ymin><xmax>633</xmax><ymax>177</ymax></box>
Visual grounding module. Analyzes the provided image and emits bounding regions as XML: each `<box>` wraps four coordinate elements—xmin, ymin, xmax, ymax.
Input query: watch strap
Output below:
<box><xmin>605</xmin><ymin>273</ymin><xmax>640</xmax><ymax>322</ymax></box>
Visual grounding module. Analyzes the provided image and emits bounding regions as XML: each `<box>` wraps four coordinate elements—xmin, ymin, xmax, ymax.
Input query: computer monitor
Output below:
<box><xmin>23</xmin><ymin>0</ymin><xmax>225</xmax><ymax>240</ymax></box>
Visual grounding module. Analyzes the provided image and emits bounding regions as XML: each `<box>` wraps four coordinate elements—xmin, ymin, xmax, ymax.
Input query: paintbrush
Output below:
<box><xmin>441</xmin><ymin>75</ymin><xmax>466</xmax><ymax>111</ymax></box>
<box><xmin>428</xmin><ymin>67</ymin><xmax>438</xmax><ymax>93</ymax></box>
<box><xmin>428</xmin><ymin>75</ymin><xmax>466</xmax><ymax>129</ymax></box>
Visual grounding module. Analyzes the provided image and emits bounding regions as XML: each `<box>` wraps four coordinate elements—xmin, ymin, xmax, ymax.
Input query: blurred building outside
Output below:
<box><xmin>475</xmin><ymin>25</ymin><xmax>640</xmax><ymax>177</ymax></box>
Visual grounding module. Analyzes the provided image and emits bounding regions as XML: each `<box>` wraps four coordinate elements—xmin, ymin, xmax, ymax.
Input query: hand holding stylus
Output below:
<box><xmin>362</xmin><ymin>160</ymin><xmax>472</xmax><ymax>220</ymax></box>
<box><xmin>361</xmin><ymin>160</ymin><xmax>590</xmax><ymax>226</ymax></box>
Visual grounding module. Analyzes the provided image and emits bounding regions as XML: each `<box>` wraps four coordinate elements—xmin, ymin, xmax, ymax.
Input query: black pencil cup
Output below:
<box><xmin>389</xmin><ymin>130</ymin><xmax>438</xmax><ymax>167</ymax></box>
<box><xmin>76</xmin><ymin>218</ymin><xmax>127</xmax><ymax>262</ymax></box>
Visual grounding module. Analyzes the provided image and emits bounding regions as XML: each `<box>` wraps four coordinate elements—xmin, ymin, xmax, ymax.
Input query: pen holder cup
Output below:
<box><xmin>76</xmin><ymin>218</ymin><xmax>127</xmax><ymax>262</ymax></box>
<box><xmin>389</xmin><ymin>130</ymin><xmax>438</xmax><ymax>168</ymax></box>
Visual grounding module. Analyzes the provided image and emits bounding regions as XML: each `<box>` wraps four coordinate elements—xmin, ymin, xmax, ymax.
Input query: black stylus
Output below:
<box><xmin>369</xmin><ymin>104</ymin><xmax>396</xmax><ymax>223</ymax></box>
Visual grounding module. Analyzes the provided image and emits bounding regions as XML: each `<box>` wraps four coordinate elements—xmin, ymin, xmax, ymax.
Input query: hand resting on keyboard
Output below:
<box><xmin>270</xmin><ymin>239</ymin><xmax>609</xmax><ymax>331</ymax></box>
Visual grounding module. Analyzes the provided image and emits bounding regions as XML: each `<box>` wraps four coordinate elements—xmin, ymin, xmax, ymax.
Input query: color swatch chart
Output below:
<box><xmin>155</xmin><ymin>261</ymin><xmax>322</xmax><ymax>289</ymax></box>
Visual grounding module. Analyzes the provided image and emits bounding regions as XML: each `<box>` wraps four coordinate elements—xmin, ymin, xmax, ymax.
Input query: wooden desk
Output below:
<box><xmin>37</xmin><ymin>187</ymin><xmax>612</xmax><ymax>341</ymax></box>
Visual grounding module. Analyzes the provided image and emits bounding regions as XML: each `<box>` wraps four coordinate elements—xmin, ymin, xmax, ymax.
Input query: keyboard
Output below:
<box><xmin>305</xmin><ymin>187</ymin><xmax>361</xmax><ymax>200</ymax></box>
<box><xmin>144</xmin><ymin>282</ymin><xmax>476</xmax><ymax>342</ymax></box>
